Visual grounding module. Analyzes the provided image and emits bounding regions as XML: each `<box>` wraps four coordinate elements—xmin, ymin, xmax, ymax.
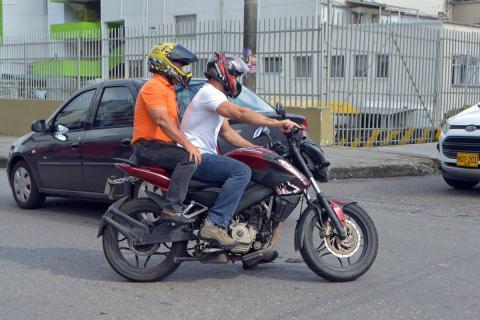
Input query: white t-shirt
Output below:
<box><xmin>180</xmin><ymin>83</ymin><xmax>228</xmax><ymax>154</ymax></box>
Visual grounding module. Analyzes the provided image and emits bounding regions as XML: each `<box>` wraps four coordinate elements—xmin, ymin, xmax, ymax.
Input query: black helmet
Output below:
<box><xmin>204</xmin><ymin>52</ymin><xmax>248</xmax><ymax>98</ymax></box>
<box><xmin>147</xmin><ymin>43</ymin><xmax>198</xmax><ymax>87</ymax></box>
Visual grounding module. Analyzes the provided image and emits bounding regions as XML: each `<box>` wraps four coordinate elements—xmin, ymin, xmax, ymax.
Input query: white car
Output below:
<box><xmin>438</xmin><ymin>104</ymin><xmax>480</xmax><ymax>189</ymax></box>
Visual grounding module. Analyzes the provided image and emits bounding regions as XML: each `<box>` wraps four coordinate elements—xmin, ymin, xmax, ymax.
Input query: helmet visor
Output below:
<box><xmin>227</xmin><ymin>57</ymin><xmax>249</xmax><ymax>78</ymax></box>
<box><xmin>169</xmin><ymin>44</ymin><xmax>198</xmax><ymax>66</ymax></box>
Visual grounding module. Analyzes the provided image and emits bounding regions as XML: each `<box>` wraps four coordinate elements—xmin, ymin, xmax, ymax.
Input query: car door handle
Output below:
<box><xmin>71</xmin><ymin>142</ymin><xmax>80</xmax><ymax>149</ymax></box>
<box><xmin>121</xmin><ymin>138</ymin><xmax>131</xmax><ymax>146</ymax></box>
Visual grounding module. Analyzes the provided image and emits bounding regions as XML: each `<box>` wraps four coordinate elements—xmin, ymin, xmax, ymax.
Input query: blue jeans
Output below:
<box><xmin>193</xmin><ymin>153</ymin><xmax>252</xmax><ymax>228</ymax></box>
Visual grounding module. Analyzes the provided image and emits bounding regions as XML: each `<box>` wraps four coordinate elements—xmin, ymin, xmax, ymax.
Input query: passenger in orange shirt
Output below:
<box><xmin>132</xmin><ymin>43</ymin><xmax>199</xmax><ymax>224</ymax></box>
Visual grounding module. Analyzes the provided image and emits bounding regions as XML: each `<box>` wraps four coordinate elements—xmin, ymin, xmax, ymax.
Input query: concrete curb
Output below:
<box><xmin>329</xmin><ymin>158</ymin><xmax>439</xmax><ymax>180</ymax></box>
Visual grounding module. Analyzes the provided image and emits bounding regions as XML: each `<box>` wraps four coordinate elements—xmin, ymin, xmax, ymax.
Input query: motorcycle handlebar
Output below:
<box><xmin>286</xmin><ymin>126</ymin><xmax>303</xmax><ymax>138</ymax></box>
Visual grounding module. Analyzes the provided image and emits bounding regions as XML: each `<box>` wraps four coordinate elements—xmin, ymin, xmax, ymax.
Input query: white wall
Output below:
<box><xmin>101</xmin><ymin>0</ymin><xmax>244</xmax><ymax>30</ymax></box>
<box><xmin>47</xmin><ymin>1</ymin><xmax>65</xmax><ymax>27</ymax></box>
<box><xmin>3</xmin><ymin>0</ymin><xmax>49</xmax><ymax>36</ymax></box>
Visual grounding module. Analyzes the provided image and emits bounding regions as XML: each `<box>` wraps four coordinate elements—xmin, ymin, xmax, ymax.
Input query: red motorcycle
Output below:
<box><xmin>98</xmin><ymin>106</ymin><xmax>378</xmax><ymax>282</ymax></box>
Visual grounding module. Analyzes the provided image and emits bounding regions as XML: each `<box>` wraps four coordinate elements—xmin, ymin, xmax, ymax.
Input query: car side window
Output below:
<box><xmin>94</xmin><ymin>86</ymin><xmax>134</xmax><ymax>128</ymax></box>
<box><xmin>54</xmin><ymin>90</ymin><xmax>95</xmax><ymax>131</ymax></box>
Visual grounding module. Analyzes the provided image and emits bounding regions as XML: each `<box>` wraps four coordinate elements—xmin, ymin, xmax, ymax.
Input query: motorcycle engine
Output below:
<box><xmin>230</xmin><ymin>222</ymin><xmax>257</xmax><ymax>254</ymax></box>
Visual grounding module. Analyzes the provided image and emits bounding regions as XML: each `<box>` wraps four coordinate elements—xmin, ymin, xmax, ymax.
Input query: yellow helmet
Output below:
<box><xmin>147</xmin><ymin>43</ymin><xmax>197</xmax><ymax>87</ymax></box>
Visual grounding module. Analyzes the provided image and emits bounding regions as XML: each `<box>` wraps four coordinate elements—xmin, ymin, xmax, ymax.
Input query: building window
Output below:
<box><xmin>452</xmin><ymin>56</ymin><xmax>467</xmax><ymax>85</ymax></box>
<box><xmin>175</xmin><ymin>14</ymin><xmax>196</xmax><ymax>37</ymax></box>
<box><xmin>264</xmin><ymin>57</ymin><xmax>282</xmax><ymax>73</ymax></box>
<box><xmin>351</xmin><ymin>12</ymin><xmax>375</xmax><ymax>24</ymax></box>
<box><xmin>332</xmin><ymin>6</ymin><xmax>348</xmax><ymax>25</ymax></box>
<box><xmin>452</xmin><ymin>55</ymin><xmax>480</xmax><ymax>86</ymax></box>
<box><xmin>295</xmin><ymin>56</ymin><xmax>312</xmax><ymax>78</ymax></box>
<box><xmin>331</xmin><ymin>55</ymin><xmax>344</xmax><ymax>78</ymax></box>
<box><xmin>376</xmin><ymin>54</ymin><xmax>389</xmax><ymax>78</ymax></box>
<box><xmin>354</xmin><ymin>54</ymin><xmax>368</xmax><ymax>78</ymax></box>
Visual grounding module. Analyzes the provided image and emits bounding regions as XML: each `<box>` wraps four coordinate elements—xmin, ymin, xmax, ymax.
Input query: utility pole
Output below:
<box><xmin>243</xmin><ymin>0</ymin><xmax>257</xmax><ymax>92</ymax></box>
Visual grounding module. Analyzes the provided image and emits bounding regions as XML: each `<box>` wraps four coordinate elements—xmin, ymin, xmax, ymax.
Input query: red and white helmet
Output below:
<box><xmin>204</xmin><ymin>52</ymin><xmax>248</xmax><ymax>98</ymax></box>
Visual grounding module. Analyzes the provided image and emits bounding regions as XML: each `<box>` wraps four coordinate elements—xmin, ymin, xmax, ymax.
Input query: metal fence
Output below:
<box><xmin>0</xmin><ymin>22</ymin><xmax>242</xmax><ymax>101</ymax></box>
<box><xmin>1</xmin><ymin>16</ymin><xmax>480</xmax><ymax>146</ymax></box>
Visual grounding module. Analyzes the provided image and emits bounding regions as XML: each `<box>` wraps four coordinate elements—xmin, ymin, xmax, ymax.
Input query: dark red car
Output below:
<box><xmin>7</xmin><ymin>78</ymin><xmax>307</xmax><ymax>208</ymax></box>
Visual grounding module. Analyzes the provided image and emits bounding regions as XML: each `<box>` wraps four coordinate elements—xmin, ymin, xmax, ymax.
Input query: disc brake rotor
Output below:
<box><xmin>125</xmin><ymin>212</ymin><xmax>161</xmax><ymax>256</ymax></box>
<box><xmin>128</xmin><ymin>241</ymin><xmax>160</xmax><ymax>256</ymax></box>
<box><xmin>323</xmin><ymin>220</ymin><xmax>361</xmax><ymax>258</ymax></box>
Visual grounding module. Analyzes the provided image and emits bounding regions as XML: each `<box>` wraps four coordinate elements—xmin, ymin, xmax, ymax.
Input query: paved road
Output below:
<box><xmin>0</xmin><ymin>170</ymin><xmax>479</xmax><ymax>320</ymax></box>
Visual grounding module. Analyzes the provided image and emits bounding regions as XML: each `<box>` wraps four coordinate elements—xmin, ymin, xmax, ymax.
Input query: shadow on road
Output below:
<box><xmin>0</xmin><ymin>244</ymin><xmax>328</xmax><ymax>284</ymax></box>
<box><xmin>0</xmin><ymin>245</ymin><xmax>119</xmax><ymax>282</ymax></box>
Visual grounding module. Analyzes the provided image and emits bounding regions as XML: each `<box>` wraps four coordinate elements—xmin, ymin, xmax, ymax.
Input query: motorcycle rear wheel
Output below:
<box><xmin>299</xmin><ymin>203</ymin><xmax>378</xmax><ymax>282</ymax></box>
<box><xmin>102</xmin><ymin>198</ymin><xmax>186</xmax><ymax>282</ymax></box>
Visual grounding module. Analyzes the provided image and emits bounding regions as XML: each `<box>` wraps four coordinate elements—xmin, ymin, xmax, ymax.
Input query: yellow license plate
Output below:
<box><xmin>457</xmin><ymin>152</ymin><xmax>479</xmax><ymax>168</ymax></box>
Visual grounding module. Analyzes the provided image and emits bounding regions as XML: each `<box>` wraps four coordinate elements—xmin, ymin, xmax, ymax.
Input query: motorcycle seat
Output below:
<box><xmin>114</xmin><ymin>158</ymin><xmax>224</xmax><ymax>189</ymax></box>
<box><xmin>113</xmin><ymin>157</ymin><xmax>139</xmax><ymax>166</ymax></box>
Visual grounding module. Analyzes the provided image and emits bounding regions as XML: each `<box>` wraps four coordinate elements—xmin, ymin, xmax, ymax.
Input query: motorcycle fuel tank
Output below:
<box><xmin>226</xmin><ymin>147</ymin><xmax>310</xmax><ymax>193</ymax></box>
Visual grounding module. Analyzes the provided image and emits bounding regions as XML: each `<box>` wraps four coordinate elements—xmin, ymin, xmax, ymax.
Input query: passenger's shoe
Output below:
<box><xmin>159</xmin><ymin>210</ymin><xmax>193</xmax><ymax>224</ymax></box>
<box><xmin>200</xmin><ymin>220</ymin><xmax>237</xmax><ymax>248</ymax></box>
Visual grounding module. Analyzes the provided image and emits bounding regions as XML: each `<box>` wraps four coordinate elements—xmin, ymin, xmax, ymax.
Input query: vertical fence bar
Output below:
<box><xmin>77</xmin><ymin>36</ymin><xmax>81</xmax><ymax>89</ymax></box>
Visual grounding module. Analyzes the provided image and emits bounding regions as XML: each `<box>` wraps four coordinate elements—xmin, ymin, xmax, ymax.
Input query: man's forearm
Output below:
<box><xmin>236</xmin><ymin>108</ymin><xmax>280</xmax><ymax>128</ymax></box>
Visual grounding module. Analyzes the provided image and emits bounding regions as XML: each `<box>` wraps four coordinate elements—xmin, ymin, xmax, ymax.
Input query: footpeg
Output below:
<box><xmin>202</xmin><ymin>247</ymin><xmax>225</xmax><ymax>253</ymax></box>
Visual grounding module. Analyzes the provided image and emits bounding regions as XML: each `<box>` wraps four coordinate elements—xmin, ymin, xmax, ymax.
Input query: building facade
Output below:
<box><xmin>0</xmin><ymin>0</ymin><xmax>450</xmax><ymax>39</ymax></box>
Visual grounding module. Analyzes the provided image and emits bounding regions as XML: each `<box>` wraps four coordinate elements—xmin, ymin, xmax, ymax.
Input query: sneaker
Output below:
<box><xmin>200</xmin><ymin>220</ymin><xmax>237</xmax><ymax>248</ymax></box>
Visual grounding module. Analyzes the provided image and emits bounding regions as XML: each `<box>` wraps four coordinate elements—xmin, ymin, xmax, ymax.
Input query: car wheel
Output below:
<box><xmin>443</xmin><ymin>176</ymin><xmax>479</xmax><ymax>189</ymax></box>
<box><xmin>10</xmin><ymin>161</ymin><xmax>46</xmax><ymax>209</ymax></box>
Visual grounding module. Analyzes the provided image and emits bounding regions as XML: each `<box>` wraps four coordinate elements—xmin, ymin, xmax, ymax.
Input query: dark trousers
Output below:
<box><xmin>134</xmin><ymin>140</ymin><xmax>197</xmax><ymax>213</ymax></box>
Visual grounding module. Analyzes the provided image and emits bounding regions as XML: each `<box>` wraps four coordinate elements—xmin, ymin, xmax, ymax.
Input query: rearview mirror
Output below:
<box><xmin>31</xmin><ymin>119</ymin><xmax>46</xmax><ymax>132</ymax></box>
<box><xmin>252</xmin><ymin>126</ymin><xmax>273</xmax><ymax>146</ymax></box>
<box><xmin>253</xmin><ymin>126</ymin><xmax>270</xmax><ymax>139</ymax></box>
<box><xmin>275</xmin><ymin>102</ymin><xmax>286</xmax><ymax>118</ymax></box>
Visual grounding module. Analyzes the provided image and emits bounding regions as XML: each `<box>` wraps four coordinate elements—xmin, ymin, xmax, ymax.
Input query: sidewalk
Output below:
<box><xmin>0</xmin><ymin>135</ymin><xmax>438</xmax><ymax>179</ymax></box>
<box><xmin>323</xmin><ymin>143</ymin><xmax>438</xmax><ymax>180</ymax></box>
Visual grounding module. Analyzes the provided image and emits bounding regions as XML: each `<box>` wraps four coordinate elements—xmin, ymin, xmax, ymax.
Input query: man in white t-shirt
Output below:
<box><xmin>181</xmin><ymin>52</ymin><xmax>298</xmax><ymax>248</ymax></box>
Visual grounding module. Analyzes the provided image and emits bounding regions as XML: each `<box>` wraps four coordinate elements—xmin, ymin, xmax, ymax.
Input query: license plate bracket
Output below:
<box><xmin>456</xmin><ymin>152</ymin><xmax>479</xmax><ymax>168</ymax></box>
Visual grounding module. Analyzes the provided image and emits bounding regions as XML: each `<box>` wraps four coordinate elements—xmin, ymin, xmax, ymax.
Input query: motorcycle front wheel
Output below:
<box><xmin>299</xmin><ymin>203</ymin><xmax>378</xmax><ymax>282</ymax></box>
<box><xmin>102</xmin><ymin>198</ymin><xmax>186</xmax><ymax>282</ymax></box>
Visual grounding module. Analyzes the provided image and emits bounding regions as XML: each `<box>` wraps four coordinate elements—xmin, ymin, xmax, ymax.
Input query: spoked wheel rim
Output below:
<box><xmin>312</xmin><ymin>212</ymin><xmax>367</xmax><ymax>272</ymax></box>
<box><xmin>113</xmin><ymin>210</ymin><xmax>172</xmax><ymax>270</ymax></box>
<box><xmin>13</xmin><ymin>167</ymin><xmax>32</xmax><ymax>203</ymax></box>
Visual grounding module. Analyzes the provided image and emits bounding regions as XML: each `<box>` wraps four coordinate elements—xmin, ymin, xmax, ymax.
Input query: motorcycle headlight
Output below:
<box><xmin>442</xmin><ymin>121</ymin><xmax>451</xmax><ymax>134</ymax></box>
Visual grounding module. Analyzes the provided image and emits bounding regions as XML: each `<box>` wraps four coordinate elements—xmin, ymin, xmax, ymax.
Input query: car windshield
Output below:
<box><xmin>231</xmin><ymin>86</ymin><xmax>275</xmax><ymax>113</ymax></box>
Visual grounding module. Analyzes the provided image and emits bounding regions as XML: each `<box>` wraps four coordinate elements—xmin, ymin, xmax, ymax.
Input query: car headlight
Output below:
<box><xmin>442</xmin><ymin>121</ymin><xmax>451</xmax><ymax>134</ymax></box>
